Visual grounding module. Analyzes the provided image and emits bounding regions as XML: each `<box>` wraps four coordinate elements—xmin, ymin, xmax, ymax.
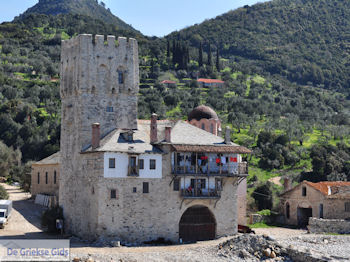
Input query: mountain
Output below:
<box><xmin>16</xmin><ymin>0</ymin><xmax>139</xmax><ymax>33</ymax></box>
<box><xmin>167</xmin><ymin>0</ymin><xmax>350</xmax><ymax>95</ymax></box>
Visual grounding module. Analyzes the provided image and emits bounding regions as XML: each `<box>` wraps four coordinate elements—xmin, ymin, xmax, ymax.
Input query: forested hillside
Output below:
<box><xmin>1</xmin><ymin>0</ymin><xmax>350</xmax><ymax>212</ymax></box>
<box><xmin>16</xmin><ymin>0</ymin><xmax>138</xmax><ymax>33</ymax></box>
<box><xmin>168</xmin><ymin>0</ymin><xmax>350</xmax><ymax>95</ymax></box>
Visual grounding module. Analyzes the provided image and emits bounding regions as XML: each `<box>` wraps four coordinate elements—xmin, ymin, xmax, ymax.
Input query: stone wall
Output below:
<box><xmin>308</xmin><ymin>217</ymin><xmax>350</xmax><ymax>234</ymax></box>
<box><xmin>31</xmin><ymin>164</ymin><xmax>59</xmax><ymax>197</ymax></box>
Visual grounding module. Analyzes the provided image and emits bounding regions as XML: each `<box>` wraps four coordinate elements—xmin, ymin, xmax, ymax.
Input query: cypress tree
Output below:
<box><xmin>207</xmin><ymin>43</ymin><xmax>212</xmax><ymax>66</ymax></box>
<box><xmin>198</xmin><ymin>42</ymin><xmax>203</xmax><ymax>67</ymax></box>
<box><xmin>216</xmin><ymin>47</ymin><xmax>220</xmax><ymax>71</ymax></box>
<box><xmin>166</xmin><ymin>40</ymin><xmax>170</xmax><ymax>58</ymax></box>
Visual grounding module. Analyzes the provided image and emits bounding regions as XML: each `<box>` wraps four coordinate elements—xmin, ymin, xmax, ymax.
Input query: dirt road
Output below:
<box><xmin>0</xmin><ymin>183</ymin><xmax>48</xmax><ymax>239</ymax></box>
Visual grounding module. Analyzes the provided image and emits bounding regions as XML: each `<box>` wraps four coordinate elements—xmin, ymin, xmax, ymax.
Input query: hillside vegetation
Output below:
<box><xmin>17</xmin><ymin>0</ymin><xmax>139</xmax><ymax>33</ymax></box>
<box><xmin>168</xmin><ymin>0</ymin><xmax>350</xmax><ymax>95</ymax></box>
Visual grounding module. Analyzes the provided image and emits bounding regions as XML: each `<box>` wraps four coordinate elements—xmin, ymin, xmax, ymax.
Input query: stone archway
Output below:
<box><xmin>179</xmin><ymin>205</ymin><xmax>216</xmax><ymax>242</ymax></box>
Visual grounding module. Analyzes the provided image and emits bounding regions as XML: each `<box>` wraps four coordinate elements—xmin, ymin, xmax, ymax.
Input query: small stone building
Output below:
<box><xmin>31</xmin><ymin>152</ymin><xmax>60</xmax><ymax>197</ymax></box>
<box><xmin>280</xmin><ymin>181</ymin><xmax>350</xmax><ymax>227</ymax></box>
<box><xmin>58</xmin><ymin>34</ymin><xmax>251</xmax><ymax>243</ymax></box>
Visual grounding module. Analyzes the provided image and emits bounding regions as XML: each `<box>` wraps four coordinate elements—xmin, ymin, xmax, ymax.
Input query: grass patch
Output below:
<box><xmin>248</xmin><ymin>222</ymin><xmax>277</xmax><ymax>228</ymax></box>
<box><xmin>252</xmin><ymin>75</ymin><xmax>265</xmax><ymax>84</ymax></box>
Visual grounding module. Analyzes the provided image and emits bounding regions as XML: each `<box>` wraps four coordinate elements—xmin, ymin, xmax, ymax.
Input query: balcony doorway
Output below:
<box><xmin>179</xmin><ymin>205</ymin><xmax>216</xmax><ymax>242</ymax></box>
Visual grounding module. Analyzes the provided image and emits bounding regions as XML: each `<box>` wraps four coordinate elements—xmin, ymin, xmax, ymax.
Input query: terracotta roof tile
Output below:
<box><xmin>304</xmin><ymin>181</ymin><xmax>350</xmax><ymax>196</ymax></box>
<box><xmin>197</xmin><ymin>78</ymin><xmax>224</xmax><ymax>84</ymax></box>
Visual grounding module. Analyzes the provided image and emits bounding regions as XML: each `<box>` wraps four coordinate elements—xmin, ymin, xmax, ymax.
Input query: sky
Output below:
<box><xmin>1</xmin><ymin>0</ymin><xmax>268</xmax><ymax>36</ymax></box>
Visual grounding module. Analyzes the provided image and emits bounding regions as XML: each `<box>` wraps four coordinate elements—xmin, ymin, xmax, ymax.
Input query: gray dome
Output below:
<box><xmin>188</xmin><ymin>105</ymin><xmax>219</xmax><ymax>121</ymax></box>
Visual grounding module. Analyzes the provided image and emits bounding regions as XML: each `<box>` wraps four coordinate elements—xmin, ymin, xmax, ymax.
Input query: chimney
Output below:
<box><xmin>92</xmin><ymin>123</ymin><xmax>100</xmax><ymax>150</ymax></box>
<box><xmin>165</xmin><ymin>126</ymin><xmax>171</xmax><ymax>143</ymax></box>
<box><xmin>225</xmin><ymin>126</ymin><xmax>231</xmax><ymax>144</ymax></box>
<box><xmin>150</xmin><ymin>113</ymin><xmax>158</xmax><ymax>144</ymax></box>
<box><xmin>284</xmin><ymin>178</ymin><xmax>291</xmax><ymax>191</ymax></box>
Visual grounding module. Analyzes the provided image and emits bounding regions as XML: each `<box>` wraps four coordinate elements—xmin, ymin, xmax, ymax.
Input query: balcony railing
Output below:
<box><xmin>173</xmin><ymin>162</ymin><xmax>248</xmax><ymax>176</ymax></box>
<box><xmin>180</xmin><ymin>189</ymin><xmax>221</xmax><ymax>199</ymax></box>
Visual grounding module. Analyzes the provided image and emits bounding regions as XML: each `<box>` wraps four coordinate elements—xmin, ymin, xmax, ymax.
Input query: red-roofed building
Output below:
<box><xmin>280</xmin><ymin>180</ymin><xmax>350</xmax><ymax>227</ymax></box>
<box><xmin>197</xmin><ymin>78</ymin><xmax>225</xmax><ymax>88</ymax></box>
<box><xmin>161</xmin><ymin>80</ymin><xmax>177</xmax><ymax>88</ymax></box>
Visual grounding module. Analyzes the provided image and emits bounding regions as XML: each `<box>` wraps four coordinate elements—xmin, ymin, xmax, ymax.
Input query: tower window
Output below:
<box><xmin>110</xmin><ymin>189</ymin><xmax>117</xmax><ymax>199</ymax></box>
<box><xmin>45</xmin><ymin>172</ymin><xmax>48</xmax><ymax>184</ymax></box>
<box><xmin>37</xmin><ymin>172</ymin><xmax>40</xmax><ymax>184</ymax></box>
<box><xmin>118</xmin><ymin>71</ymin><xmax>124</xmax><ymax>84</ymax></box>
<box><xmin>54</xmin><ymin>171</ymin><xmax>57</xmax><ymax>184</ymax></box>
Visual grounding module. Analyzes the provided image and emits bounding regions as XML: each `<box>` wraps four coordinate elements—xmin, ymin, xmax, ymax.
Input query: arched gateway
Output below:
<box><xmin>179</xmin><ymin>205</ymin><xmax>216</xmax><ymax>242</ymax></box>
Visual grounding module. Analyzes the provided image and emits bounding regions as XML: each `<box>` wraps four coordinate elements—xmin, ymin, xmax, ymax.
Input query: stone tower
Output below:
<box><xmin>59</xmin><ymin>34</ymin><xmax>139</xmax><ymax>235</ymax></box>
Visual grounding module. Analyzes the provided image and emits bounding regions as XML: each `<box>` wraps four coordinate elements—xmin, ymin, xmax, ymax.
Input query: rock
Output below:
<box><xmin>111</xmin><ymin>241</ymin><xmax>121</xmax><ymax>247</ymax></box>
<box><xmin>73</xmin><ymin>258</ymin><xmax>80</xmax><ymax>262</ymax></box>
<box><xmin>239</xmin><ymin>249</ymin><xmax>251</xmax><ymax>259</ymax></box>
<box><xmin>229</xmin><ymin>244</ymin><xmax>233</xmax><ymax>249</ymax></box>
<box><xmin>263</xmin><ymin>248</ymin><xmax>272</xmax><ymax>257</ymax></box>
<box><xmin>270</xmin><ymin>251</ymin><xmax>277</xmax><ymax>258</ymax></box>
<box><xmin>323</xmin><ymin>239</ymin><xmax>329</xmax><ymax>244</ymax></box>
<box><xmin>86</xmin><ymin>258</ymin><xmax>94</xmax><ymax>262</ymax></box>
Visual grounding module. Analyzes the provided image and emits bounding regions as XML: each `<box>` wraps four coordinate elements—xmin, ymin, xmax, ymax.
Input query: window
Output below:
<box><xmin>129</xmin><ymin>156</ymin><xmax>138</xmax><ymax>176</ymax></box>
<box><xmin>210</xmin><ymin>123</ymin><xmax>214</xmax><ymax>134</ymax></box>
<box><xmin>191</xmin><ymin>179</ymin><xmax>206</xmax><ymax>189</ymax></box>
<box><xmin>106</xmin><ymin>106</ymin><xmax>114</xmax><ymax>112</ymax></box>
<box><xmin>215</xmin><ymin>178</ymin><xmax>223</xmax><ymax>191</ymax></box>
<box><xmin>118</xmin><ymin>71</ymin><xmax>124</xmax><ymax>84</ymax></box>
<box><xmin>201</xmin><ymin>123</ymin><xmax>205</xmax><ymax>130</ymax></box>
<box><xmin>109</xmin><ymin>158</ymin><xmax>116</xmax><ymax>168</ymax></box>
<box><xmin>302</xmin><ymin>186</ymin><xmax>307</xmax><ymax>196</ymax></box>
<box><xmin>319</xmin><ymin>204</ymin><xmax>324</xmax><ymax>218</ymax></box>
<box><xmin>173</xmin><ymin>178</ymin><xmax>180</xmax><ymax>191</ymax></box>
<box><xmin>110</xmin><ymin>189</ymin><xmax>116</xmax><ymax>199</ymax></box>
<box><xmin>143</xmin><ymin>182</ymin><xmax>149</xmax><ymax>193</ymax></box>
<box><xmin>45</xmin><ymin>172</ymin><xmax>48</xmax><ymax>184</ymax></box>
<box><xmin>286</xmin><ymin>203</ymin><xmax>290</xmax><ymax>219</ymax></box>
<box><xmin>139</xmin><ymin>159</ymin><xmax>144</xmax><ymax>170</ymax></box>
<box><xmin>37</xmin><ymin>172</ymin><xmax>40</xmax><ymax>184</ymax></box>
<box><xmin>150</xmin><ymin>159</ymin><xmax>156</xmax><ymax>170</ymax></box>
<box><xmin>54</xmin><ymin>171</ymin><xmax>57</xmax><ymax>184</ymax></box>
<box><xmin>345</xmin><ymin>202</ymin><xmax>350</xmax><ymax>212</ymax></box>
<box><xmin>133</xmin><ymin>187</ymin><xmax>137</xmax><ymax>193</ymax></box>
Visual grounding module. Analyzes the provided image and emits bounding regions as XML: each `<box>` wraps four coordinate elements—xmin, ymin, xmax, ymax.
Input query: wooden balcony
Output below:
<box><xmin>173</xmin><ymin>162</ymin><xmax>248</xmax><ymax>177</ymax></box>
<box><xmin>180</xmin><ymin>189</ymin><xmax>221</xmax><ymax>199</ymax></box>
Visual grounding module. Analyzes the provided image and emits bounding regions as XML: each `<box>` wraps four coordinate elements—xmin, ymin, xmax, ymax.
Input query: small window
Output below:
<box><xmin>320</xmin><ymin>204</ymin><xmax>324</xmax><ymax>218</ymax></box>
<box><xmin>302</xmin><ymin>186</ymin><xmax>307</xmax><ymax>196</ymax></box>
<box><xmin>286</xmin><ymin>203</ymin><xmax>290</xmax><ymax>219</ymax></box>
<box><xmin>106</xmin><ymin>106</ymin><xmax>114</xmax><ymax>112</ymax></box>
<box><xmin>109</xmin><ymin>158</ymin><xmax>116</xmax><ymax>168</ymax></box>
<box><xmin>201</xmin><ymin>123</ymin><xmax>205</xmax><ymax>130</ymax></box>
<box><xmin>345</xmin><ymin>202</ymin><xmax>350</xmax><ymax>212</ymax></box>
<box><xmin>150</xmin><ymin>159</ymin><xmax>156</xmax><ymax>170</ymax></box>
<box><xmin>110</xmin><ymin>189</ymin><xmax>116</xmax><ymax>199</ymax></box>
<box><xmin>45</xmin><ymin>172</ymin><xmax>48</xmax><ymax>184</ymax></box>
<box><xmin>139</xmin><ymin>159</ymin><xmax>144</xmax><ymax>170</ymax></box>
<box><xmin>129</xmin><ymin>156</ymin><xmax>138</xmax><ymax>176</ymax></box>
<box><xmin>133</xmin><ymin>187</ymin><xmax>137</xmax><ymax>193</ymax></box>
<box><xmin>215</xmin><ymin>178</ymin><xmax>223</xmax><ymax>191</ymax></box>
<box><xmin>210</xmin><ymin>123</ymin><xmax>214</xmax><ymax>134</ymax></box>
<box><xmin>37</xmin><ymin>172</ymin><xmax>40</xmax><ymax>184</ymax></box>
<box><xmin>118</xmin><ymin>71</ymin><xmax>124</xmax><ymax>84</ymax></box>
<box><xmin>143</xmin><ymin>182</ymin><xmax>149</xmax><ymax>193</ymax></box>
<box><xmin>173</xmin><ymin>178</ymin><xmax>180</xmax><ymax>191</ymax></box>
<box><xmin>54</xmin><ymin>171</ymin><xmax>57</xmax><ymax>184</ymax></box>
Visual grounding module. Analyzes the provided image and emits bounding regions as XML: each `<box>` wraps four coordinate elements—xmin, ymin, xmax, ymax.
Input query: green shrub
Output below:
<box><xmin>0</xmin><ymin>185</ymin><xmax>8</xmax><ymax>200</ymax></box>
<box><xmin>257</xmin><ymin>209</ymin><xmax>271</xmax><ymax>216</ymax></box>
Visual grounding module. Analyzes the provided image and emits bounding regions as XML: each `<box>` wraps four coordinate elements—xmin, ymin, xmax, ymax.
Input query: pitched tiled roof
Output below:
<box><xmin>305</xmin><ymin>181</ymin><xmax>350</xmax><ymax>196</ymax></box>
<box><xmin>197</xmin><ymin>78</ymin><xmax>224</xmax><ymax>84</ymax></box>
<box><xmin>33</xmin><ymin>152</ymin><xmax>60</xmax><ymax>165</ymax></box>
<box><xmin>161</xmin><ymin>80</ymin><xmax>176</xmax><ymax>84</ymax></box>
<box><xmin>84</xmin><ymin>120</ymin><xmax>250</xmax><ymax>155</ymax></box>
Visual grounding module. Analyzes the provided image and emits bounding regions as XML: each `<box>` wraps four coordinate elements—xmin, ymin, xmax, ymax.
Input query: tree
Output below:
<box><xmin>198</xmin><ymin>42</ymin><xmax>203</xmax><ymax>67</ymax></box>
<box><xmin>166</xmin><ymin>40</ymin><xmax>170</xmax><ymax>58</ymax></box>
<box><xmin>253</xmin><ymin>182</ymin><xmax>273</xmax><ymax>210</ymax></box>
<box><xmin>207</xmin><ymin>43</ymin><xmax>212</xmax><ymax>66</ymax></box>
<box><xmin>216</xmin><ymin>47</ymin><xmax>220</xmax><ymax>71</ymax></box>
